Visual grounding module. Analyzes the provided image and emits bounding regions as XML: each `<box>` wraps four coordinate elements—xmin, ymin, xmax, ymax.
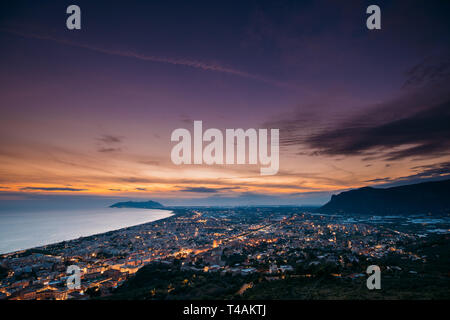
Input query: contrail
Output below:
<box><xmin>1</xmin><ymin>27</ymin><xmax>296</xmax><ymax>89</ymax></box>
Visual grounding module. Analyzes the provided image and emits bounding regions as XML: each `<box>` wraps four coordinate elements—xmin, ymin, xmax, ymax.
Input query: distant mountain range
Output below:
<box><xmin>110</xmin><ymin>200</ymin><xmax>164</xmax><ymax>209</ymax></box>
<box><xmin>318</xmin><ymin>179</ymin><xmax>450</xmax><ymax>215</ymax></box>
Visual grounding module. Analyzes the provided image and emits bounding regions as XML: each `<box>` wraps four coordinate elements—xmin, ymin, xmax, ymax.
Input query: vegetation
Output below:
<box><xmin>108</xmin><ymin>262</ymin><xmax>257</xmax><ymax>300</ymax></box>
<box><xmin>109</xmin><ymin>235</ymin><xmax>449</xmax><ymax>300</ymax></box>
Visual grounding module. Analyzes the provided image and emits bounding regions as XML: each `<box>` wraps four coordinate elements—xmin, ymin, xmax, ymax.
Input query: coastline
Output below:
<box><xmin>0</xmin><ymin>208</ymin><xmax>175</xmax><ymax>256</ymax></box>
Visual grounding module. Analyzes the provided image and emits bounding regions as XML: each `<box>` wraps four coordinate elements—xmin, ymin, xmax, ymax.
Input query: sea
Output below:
<box><xmin>0</xmin><ymin>207</ymin><xmax>173</xmax><ymax>254</ymax></box>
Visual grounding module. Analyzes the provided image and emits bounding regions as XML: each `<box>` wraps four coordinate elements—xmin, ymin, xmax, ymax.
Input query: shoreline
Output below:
<box><xmin>0</xmin><ymin>208</ymin><xmax>176</xmax><ymax>257</ymax></box>
<box><xmin>4</xmin><ymin>208</ymin><xmax>448</xmax><ymax>257</ymax></box>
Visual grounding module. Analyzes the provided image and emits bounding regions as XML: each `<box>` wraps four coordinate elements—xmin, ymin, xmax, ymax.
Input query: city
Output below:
<box><xmin>1</xmin><ymin>207</ymin><xmax>448</xmax><ymax>300</ymax></box>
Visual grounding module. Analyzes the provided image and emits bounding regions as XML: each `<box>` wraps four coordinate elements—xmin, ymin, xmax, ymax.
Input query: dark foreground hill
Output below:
<box><xmin>110</xmin><ymin>200</ymin><xmax>164</xmax><ymax>209</ymax></box>
<box><xmin>318</xmin><ymin>179</ymin><xmax>450</xmax><ymax>215</ymax></box>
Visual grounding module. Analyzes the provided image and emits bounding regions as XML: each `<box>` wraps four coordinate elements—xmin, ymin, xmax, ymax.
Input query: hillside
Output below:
<box><xmin>318</xmin><ymin>179</ymin><xmax>450</xmax><ymax>215</ymax></box>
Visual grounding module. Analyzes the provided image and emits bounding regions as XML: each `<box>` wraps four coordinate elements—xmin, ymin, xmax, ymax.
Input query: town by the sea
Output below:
<box><xmin>0</xmin><ymin>206</ymin><xmax>449</xmax><ymax>300</ymax></box>
<box><xmin>0</xmin><ymin>208</ymin><xmax>173</xmax><ymax>254</ymax></box>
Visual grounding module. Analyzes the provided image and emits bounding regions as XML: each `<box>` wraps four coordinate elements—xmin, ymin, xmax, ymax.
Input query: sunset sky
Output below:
<box><xmin>1</xmin><ymin>0</ymin><xmax>449</xmax><ymax>206</ymax></box>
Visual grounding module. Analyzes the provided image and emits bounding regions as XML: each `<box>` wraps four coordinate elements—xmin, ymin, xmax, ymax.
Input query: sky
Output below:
<box><xmin>0</xmin><ymin>0</ymin><xmax>450</xmax><ymax>206</ymax></box>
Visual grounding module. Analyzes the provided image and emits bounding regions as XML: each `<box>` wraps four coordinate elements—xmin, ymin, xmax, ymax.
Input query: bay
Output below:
<box><xmin>0</xmin><ymin>208</ymin><xmax>173</xmax><ymax>254</ymax></box>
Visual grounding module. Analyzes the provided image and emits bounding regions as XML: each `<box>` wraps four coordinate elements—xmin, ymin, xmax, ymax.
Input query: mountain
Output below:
<box><xmin>110</xmin><ymin>200</ymin><xmax>164</xmax><ymax>209</ymax></box>
<box><xmin>318</xmin><ymin>179</ymin><xmax>450</xmax><ymax>215</ymax></box>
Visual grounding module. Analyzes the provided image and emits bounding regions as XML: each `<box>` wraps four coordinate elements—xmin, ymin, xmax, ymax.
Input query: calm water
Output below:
<box><xmin>0</xmin><ymin>208</ymin><xmax>173</xmax><ymax>254</ymax></box>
